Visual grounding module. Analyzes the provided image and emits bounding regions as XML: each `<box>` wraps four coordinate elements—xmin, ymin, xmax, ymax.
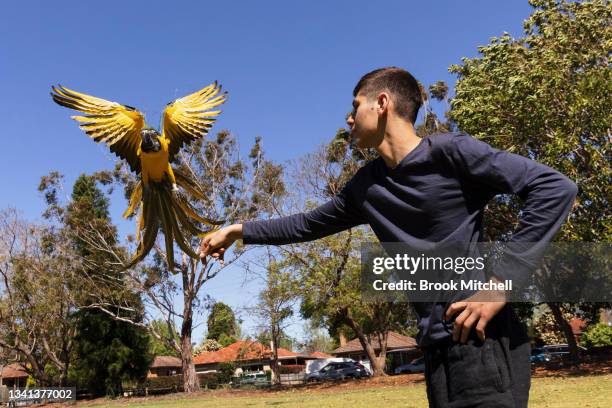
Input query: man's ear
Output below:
<box><xmin>376</xmin><ymin>92</ymin><xmax>390</xmax><ymax>114</ymax></box>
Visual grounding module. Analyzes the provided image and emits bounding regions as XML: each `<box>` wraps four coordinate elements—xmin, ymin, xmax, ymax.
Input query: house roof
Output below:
<box><xmin>310</xmin><ymin>351</ymin><xmax>335</xmax><ymax>358</ymax></box>
<box><xmin>193</xmin><ymin>340</ymin><xmax>310</xmax><ymax>365</ymax></box>
<box><xmin>332</xmin><ymin>331</ymin><xmax>418</xmax><ymax>355</ymax></box>
<box><xmin>150</xmin><ymin>356</ymin><xmax>182</xmax><ymax>369</ymax></box>
<box><xmin>570</xmin><ymin>317</ymin><xmax>587</xmax><ymax>335</ymax></box>
<box><xmin>0</xmin><ymin>363</ymin><xmax>28</xmax><ymax>379</ymax></box>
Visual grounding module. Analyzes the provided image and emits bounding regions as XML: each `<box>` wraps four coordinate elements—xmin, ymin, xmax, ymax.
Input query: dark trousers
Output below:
<box><xmin>423</xmin><ymin>305</ymin><xmax>531</xmax><ymax>408</ymax></box>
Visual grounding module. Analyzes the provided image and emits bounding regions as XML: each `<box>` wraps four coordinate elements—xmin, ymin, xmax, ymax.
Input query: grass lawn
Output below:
<box><xmin>78</xmin><ymin>374</ymin><xmax>612</xmax><ymax>408</ymax></box>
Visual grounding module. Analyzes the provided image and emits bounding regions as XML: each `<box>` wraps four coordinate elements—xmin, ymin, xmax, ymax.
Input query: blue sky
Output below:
<box><xmin>0</xmin><ymin>1</ymin><xmax>534</xmax><ymax>345</ymax></box>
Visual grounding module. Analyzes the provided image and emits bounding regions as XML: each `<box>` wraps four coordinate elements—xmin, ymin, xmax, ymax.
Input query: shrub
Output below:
<box><xmin>141</xmin><ymin>375</ymin><xmax>182</xmax><ymax>389</ymax></box>
<box><xmin>197</xmin><ymin>372</ymin><xmax>220</xmax><ymax>389</ymax></box>
<box><xmin>582</xmin><ymin>324</ymin><xmax>612</xmax><ymax>348</ymax></box>
<box><xmin>217</xmin><ymin>362</ymin><xmax>236</xmax><ymax>384</ymax></box>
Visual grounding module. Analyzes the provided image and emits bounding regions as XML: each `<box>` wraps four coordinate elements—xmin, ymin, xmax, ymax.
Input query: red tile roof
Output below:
<box><xmin>276</xmin><ymin>347</ymin><xmax>305</xmax><ymax>359</ymax></box>
<box><xmin>332</xmin><ymin>331</ymin><xmax>417</xmax><ymax>354</ymax></box>
<box><xmin>310</xmin><ymin>351</ymin><xmax>334</xmax><ymax>358</ymax></box>
<box><xmin>193</xmin><ymin>340</ymin><xmax>308</xmax><ymax>365</ymax></box>
<box><xmin>570</xmin><ymin>317</ymin><xmax>587</xmax><ymax>335</ymax></box>
<box><xmin>0</xmin><ymin>363</ymin><xmax>28</xmax><ymax>379</ymax></box>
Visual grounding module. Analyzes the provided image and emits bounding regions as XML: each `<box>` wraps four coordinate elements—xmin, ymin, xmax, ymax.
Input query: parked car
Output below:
<box><xmin>542</xmin><ymin>344</ymin><xmax>587</xmax><ymax>360</ymax></box>
<box><xmin>230</xmin><ymin>371</ymin><xmax>269</xmax><ymax>386</ymax></box>
<box><xmin>530</xmin><ymin>344</ymin><xmax>587</xmax><ymax>363</ymax></box>
<box><xmin>305</xmin><ymin>361</ymin><xmax>370</xmax><ymax>382</ymax></box>
<box><xmin>394</xmin><ymin>357</ymin><xmax>425</xmax><ymax>374</ymax></box>
<box><xmin>530</xmin><ymin>347</ymin><xmax>551</xmax><ymax>363</ymax></box>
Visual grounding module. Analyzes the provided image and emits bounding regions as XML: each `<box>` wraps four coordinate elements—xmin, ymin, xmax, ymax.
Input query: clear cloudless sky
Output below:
<box><xmin>0</xmin><ymin>0</ymin><xmax>534</xmax><ymax>345</ymax></box>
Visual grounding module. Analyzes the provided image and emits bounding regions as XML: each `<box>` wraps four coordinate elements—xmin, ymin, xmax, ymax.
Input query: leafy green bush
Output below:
<box><xmin>582</xmin><ymin>324</ymin><xmax>612</xmax><ymax>348</ymax></box>
<box><xmin>141</xmin><ymin>374</ymin><xmax>182</xmax><ymax>389</ymax></box>
<box><xmin>198</xmin><ymin>372</ymin><xmax>220</xmax><ymax>389</ymax></box>
<box><xmin>218</xmin><ymin>333</ymin><xmax>237</xmax><ymax>347</ymax></box>
<box><xmin>216</xmin><ymin>362</ymin><xmax>236</xmax><ymax>384</ymax></box>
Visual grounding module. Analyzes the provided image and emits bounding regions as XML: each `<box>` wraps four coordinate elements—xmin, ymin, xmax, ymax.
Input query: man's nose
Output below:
<box><xmin>346</xmin><ymin>115</ymin><xmax>354</xmax><ymax>126</ymax></box>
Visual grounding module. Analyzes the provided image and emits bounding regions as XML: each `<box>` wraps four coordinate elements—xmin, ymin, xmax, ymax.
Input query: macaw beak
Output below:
<box><xmin>141</xmin><ymin>132</ymin><xmax>161</xmax><ymax>152</ymax></box>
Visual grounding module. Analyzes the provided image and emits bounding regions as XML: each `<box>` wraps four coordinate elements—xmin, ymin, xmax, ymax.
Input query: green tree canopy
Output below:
<box><xmin>449</xmin><ymin>0</ymin><xmax>610</xmax><ymax>242</ymax></box>
<box><xmin>207</xmin><ymin>302</ymin><xmax>239</xmax><ymax>345</ymax></box>
<box><xmin>448</xmin><ymin>0</ymin><xmax>611</xmax><ymax>361</ymax></box>
<box><xmin>148</xmin><ymin>320</ymin><xmax>180</xmax><ymax>357</ymax></box>
<box><xmin>39</xmin><ymin>173</ymin><xmax>152</xmax><ymax>395</ymax></box>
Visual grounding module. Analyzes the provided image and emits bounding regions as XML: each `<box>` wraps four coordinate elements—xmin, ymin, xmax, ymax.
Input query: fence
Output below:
<box><xmin>121</xmin><ymin>372</ymin><xmax>309</xmax><ymax>396</ymax></box>
<box><xmin>279</xmin><ymin>373</ymin><xmax>305</xmax><ymax>385</ymax></box>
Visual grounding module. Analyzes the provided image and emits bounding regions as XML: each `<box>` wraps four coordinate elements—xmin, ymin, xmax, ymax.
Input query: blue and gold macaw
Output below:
<box><xmin>51</xmin><ymin>82</ymin><xmax>226</xmax><ymax>271</ymax></box>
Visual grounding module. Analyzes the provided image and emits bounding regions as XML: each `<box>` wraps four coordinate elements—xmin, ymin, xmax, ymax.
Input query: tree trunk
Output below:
<box><xmin>180</xmin><ymin>327</ymin><xmax>199</xmax><ymax>392</ymax></box>
<box><xmin>375</xmin><ymin>331</ymin><xmax>389</xmax><ymax>376</ymax></box>
<box><xmin>548</xmin><ymin>303</ymin><xmax>580</xmax><ymax>364</ymax></box>
<box><xmin>344</xmin><ymin>310</ymin><xmax>387</xmax><ymax>376</ymax></box>
<box><xmin>59</xmin><ymin>363</ymin><xmax>69</xmax><ymax>387</ymax></box>
<box><xmin>180</xmin><ymin>258</ymin><xmax>200</xmax><ymax>393</ymax></box>
<box><xmin>59</xmin><ymin>338</ymin><xmax>72</xmax><ymax>387</ymax></box>
<box><xmin>270</xmin><ymin>327</ymin><xmax>280</xmax><ymax>385</ymax></box>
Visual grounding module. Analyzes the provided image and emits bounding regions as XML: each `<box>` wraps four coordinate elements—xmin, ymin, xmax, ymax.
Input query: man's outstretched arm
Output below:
<box><xmin>199</xmin><ymin>178</ymin><xmax>366</xmax><ymax>262</ymax></box>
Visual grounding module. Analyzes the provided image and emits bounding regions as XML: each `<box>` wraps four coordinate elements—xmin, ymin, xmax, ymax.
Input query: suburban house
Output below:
<box><xmin>331</xmin><ymin>331</ymin><xmax>420</xmax><ymax>373</ymax></box>
<box><xmin>193</xmin><ymin>340</ymin><xmax>332</xmax><ymax>376</ymax></box>
<box><xmin>0</xmin><ymin>363</ymin><xmax>28</xmax><ymax>388</ymax></box>
<box><xmin>148</xmin><ymin>356</ymin><xmax>182</xmax><ymax>378</ymax></box>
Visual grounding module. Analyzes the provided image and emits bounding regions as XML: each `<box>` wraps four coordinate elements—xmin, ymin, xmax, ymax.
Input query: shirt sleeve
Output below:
<box><xmin>242</xmin><ymin>176</ymin><xmax>367</xmax><ymax>245</ymax></box>
<box><xmin>445</xmin><ymin>133</ymin><xmax>578</xmax><ymax>283</ymax></box>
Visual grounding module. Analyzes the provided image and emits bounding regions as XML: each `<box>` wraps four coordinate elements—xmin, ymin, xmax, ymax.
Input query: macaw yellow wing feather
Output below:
<box><xmin>162</xmin><ymin>82</ymin><xmax>227</xmax><ymax>162</ymax></box>
<box><xmin>51</xmin><ymin>85</ymin><xmax>145</xmax><ymax>174</ymax></box>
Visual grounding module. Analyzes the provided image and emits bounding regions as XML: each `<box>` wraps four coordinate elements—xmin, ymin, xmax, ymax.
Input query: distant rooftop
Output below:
<box><xmin>333</xmin><ymin>331</ymin><xmax>417</xmax><ymax>355</ymax></box>
<box><xmin>194</xmin><ymin>340</ymin><xmax>324</xmax><ymax>365</ymax></box>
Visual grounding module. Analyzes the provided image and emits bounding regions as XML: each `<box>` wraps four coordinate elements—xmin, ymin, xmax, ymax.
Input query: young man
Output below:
<box><xmin>199</xmin><ymin>67</ymin><xmax>577</xmax><ymax>407</ymax></box>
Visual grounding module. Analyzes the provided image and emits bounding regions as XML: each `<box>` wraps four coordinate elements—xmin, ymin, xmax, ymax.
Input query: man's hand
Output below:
<box><xmin>199</xmin><ymin>224</ymin><xmax>243</xmax><ymax>266</ymax></box>
<box><xmin>444</xmin><ymin>277</ymin><xmax>507</xmax><ymax>343</ymax></box>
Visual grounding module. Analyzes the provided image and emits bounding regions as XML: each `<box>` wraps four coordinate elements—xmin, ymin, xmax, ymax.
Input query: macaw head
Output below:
<box><xmin>141</xmin><ymin>128</ymin><xmax>161</xmax><ymax>152</ymax></box>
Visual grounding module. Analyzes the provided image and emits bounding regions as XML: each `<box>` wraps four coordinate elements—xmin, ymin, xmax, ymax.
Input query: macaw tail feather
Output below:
<box><xmin>158</xmin><ymin>185</ymin><xmax>199</xmax><ymax>262</ymax></box>
<box><xmin>120</xmin><ymin>179</ymin><xmax>222</xmax><ymax>273</ymax></box>
<box><xmin>173</xmin><ymin>191</ymin><xmax>224</xmax><ymax>228</ymax></box>
<box><xmin>120</xmin><ymin>185</ymin><xmax>160</xmax><ymax>271</ymax></box>
<box><xmin>123</xmin><ymin>180</ymin><xmax>142</xmax><ymax>219</ymax></box>
<box><xmin>173</xmin><ymin>169</ymin><xmax>207</xmax><ymax>201</ymax></box>
<box><xmin>157</xmin><ymin>186</ymin><xmax>175</xmax><ymax>271</ymax></box>
<box><xmin>173</xmin><ymin>170</ymin><xmax>225</xmax><ymax>226</ymax></box>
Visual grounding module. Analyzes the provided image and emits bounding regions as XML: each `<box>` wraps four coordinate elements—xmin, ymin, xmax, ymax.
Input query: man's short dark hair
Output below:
<box><xmin>353</xmin><ymin>67</ymin><xmax>423</xmax><ymax>124</ymax></box>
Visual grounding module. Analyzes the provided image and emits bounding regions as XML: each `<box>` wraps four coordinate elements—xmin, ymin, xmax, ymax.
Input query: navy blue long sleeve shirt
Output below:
<box><xmin>242</xmin><ymin>132</ymin><xmax>578</xmax><ymax>346</ymax></box>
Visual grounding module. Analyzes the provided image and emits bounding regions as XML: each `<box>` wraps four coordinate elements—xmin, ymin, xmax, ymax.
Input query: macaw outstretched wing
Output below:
<box><xmin>162</xmin><ymin>82</ymin><xmax>227</xmax><ymax>162</ymax></box>
<box><xmin>51</xmin><ymin>85</ymin><xmax>145</xmax><ymax>173</ymax></box>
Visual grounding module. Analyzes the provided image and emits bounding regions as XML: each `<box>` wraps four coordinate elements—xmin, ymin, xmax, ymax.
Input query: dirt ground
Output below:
<box><xmin>531</xmin><ymin>358</ymin><xmax>612</xmax><ymax>378</ymax></box>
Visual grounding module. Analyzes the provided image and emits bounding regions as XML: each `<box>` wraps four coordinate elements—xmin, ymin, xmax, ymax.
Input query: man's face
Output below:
<box><xmin>347</xmin><ymin>93</ymin><xmax>381</xmax><ymax>149</ymax></box>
